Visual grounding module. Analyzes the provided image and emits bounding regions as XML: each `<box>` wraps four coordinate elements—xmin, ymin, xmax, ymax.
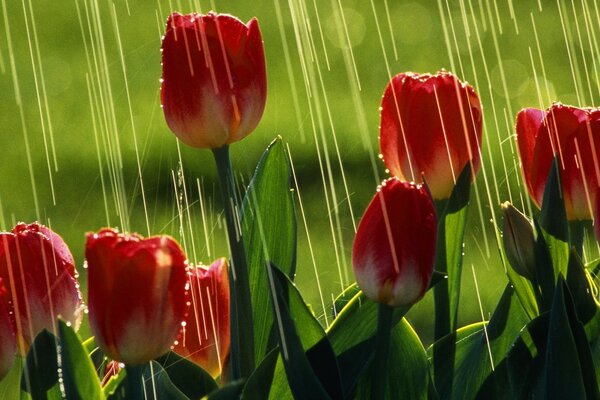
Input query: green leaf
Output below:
<box><xmin>566</xmin><ymin>249</ymin><xmax>597</xmax><ymax>324</ymax></box>
<box><xmin>429</xmin><ymin>284</ymin><xmax>529</xmax><ymax>399</ymax></box>
<box><xmin>326</xmin><ymin>290</ymin><xmax>410</xmax><ymax>398</ymax></box>
<box><xmin>243</xmin><ymin>347</ymin><xmax>279</xmax><ymax>400</ymax></box>
<box><xmin>266</xmin><ymin>263</ymin><xmax>337</xmax><ymax>400</ymax></box>
<box><xmin>241</xmin><ymin>137</ymin><xmax>297</xmax><ymax>364</ymax></box>
<box><xmin>267</xmin><ymin>358</ymin><xmax>290</xmax><ymax>399</ymax></box>
<box><xmin>108</xmin><ymin>361</ymin><xmax>189</xmax><ymax>400</ymax></box>
<box><xmin>203</xmin><ymin>380</ymin><xmax>245</xmax><ymax>400</ymax></box>
<box><xmin>142</xmin><ymin>361</ymin><xmax>188</xmax><ymax>400</ymax></box>
<box><xmin>21</xmin><ymin>330</ymin><xmax>58</xmax><ymax>398</ymax></box>
<box><xmin>156</xmin><ymin>352</ymin><xmax>218</xmax><ymax>399</ymax></box>
<box><xmin>492</xmin><ymin>279</ymin><xmax>599</xmax><ymax>399</ymax></box>
<box><xmin>539</xmin><ymin>158</ymin><xmax>568</xmax><ymax>242</ymax></box>
<box><xmin>434</xmin><ymin>163</ymin><xmax>471</xmax><ymax>338</ymax></box>
<box><xmin>505</xmin><ymin>263</ymin><xmax>539</xmax><ymax>320</ymax></box>
<box><xmin>355</xmin><ymin>319</ymin><xmax>429</xmax><ymax>400</ymax></box>
<box><xmin>538</xmin><ymin>279</ymin><xmax>593</xmax><ymax>399</ymax></box>
<box><xmin>58</xmin><ymin>320</ymin><xmax>103</xmax><ymax>400</ymax></box>
<box><xmin>533</xmin><ymin>220</ymin><xmax>557</xmax><ymax>311</ymax></box>
<box><xmin>538</xmin><ymin>159</ymin><xmax>569</xmax><ymax>280</ymax></box>
<box><xmin>330</xmin><ymin>283</ymin><xmax>360</xmax><ymax>320</ymax></box>
<box><xmin>0</xmin><ymin>357</ymin><xmax>25</xmax><ymax>400</ymax></box>
<box><xmin>327</xmin><ymin>290</ymin><xmax>410</xmax><ymax>356</ymax></box>
<box><xmin>502</xmin><ymin>312</ymin><xmax>549</xmax><ymax>397</ymax></box>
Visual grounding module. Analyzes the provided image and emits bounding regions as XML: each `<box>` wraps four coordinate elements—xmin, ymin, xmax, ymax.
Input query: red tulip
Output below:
<box><xmin>85</xmin><ymin>229</ymin><xmax>188</xmax><ymax>365</ymax></box>
<box><xmin>161</xmin><ymin>12</ymin><xmax>267</xmax><ymax>149</ymax></box>
<box><xmin>380</xmin><ymin>71</ymin><xmax>483</xmax><ymax>200</ymax></box>
<box><xmin>352</xmin><ymin>178</ymin><xmax>437</xmax><ymax>307</ymax></box>
<box><xmin>0</xmin><ymin>223</ymin><xmax>83</xmax><ymax>354</ymax></box>
<box><xmin>516</xmin><ymin>103</ymin><xmax>600</xmax><ymax>220</ymax></box>
<box><xmin>173</xmin><ymin>258</ymin><xmax>229</xmax><ymax>377</ymax></box>
<box><xmin>0</xmin><ymin>278</ymin><xmax>15</xmax><ymax>381</ymax></box>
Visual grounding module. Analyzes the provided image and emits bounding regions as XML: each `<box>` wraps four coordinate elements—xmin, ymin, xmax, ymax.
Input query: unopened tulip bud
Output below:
<box><xmin>86</xmin><ymin>229</ymin><xmax>188</xmax><ymax>365</ymax></box>
<box><xmin>502</xmin><ymin>202</ymin><xmax>537</xmax><ymax>280</ymax></box>
<box><xmin>352</xmin><ymin>178</ymin><xmax>437</xmax><ymax>307</ymax></box>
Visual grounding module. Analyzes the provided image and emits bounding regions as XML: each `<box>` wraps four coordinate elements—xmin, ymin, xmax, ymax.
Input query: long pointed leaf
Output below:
<box><xmin>434</xmin><ymin>163</ymin><xmax>471</xmax><ymax>339</ymax></box>
<box><xmin>266</xmin><ymin>263</ymin><xmax>335</xmax><ymax>400</ymax></box>
<box><xmin>429</xmin><ymin>285</ymin><xmax>529</xmax><ymax>399</ymax></box>
<box><xmin>242</xmin><ymin>138</ymin><xmax>297</xmax><ymax>364</ymax></box>
<box><xmin>58</xmin><ymin>320</ymin><xmax>103</xmax><ymax>400</ymax></box>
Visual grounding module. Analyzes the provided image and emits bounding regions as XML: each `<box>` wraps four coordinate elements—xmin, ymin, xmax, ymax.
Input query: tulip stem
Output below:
<box><xmin>433</xmin><ymin>199</ymin><xmax>451</xmax><ymax>341</ymax></box>
<box><xmin>212</xmin><ymin>145</ymin><xmax>255</xmax><ymax>380</ymax></box>
<box><xmin>372</xmin><ymin>303</ymin><xmax>393</xmax><ymax>400</ymax></box>
<box><xmin>125</xmin><ymin>364</ymin><xmax>145</xmax><ymax>400</ymax></box>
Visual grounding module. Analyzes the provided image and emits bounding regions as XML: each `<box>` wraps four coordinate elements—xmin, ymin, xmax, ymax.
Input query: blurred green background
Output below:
<box><xmin>0</xmin><ymin>0</ymin><xmax>598</xmax><ymax>344</ymax></box>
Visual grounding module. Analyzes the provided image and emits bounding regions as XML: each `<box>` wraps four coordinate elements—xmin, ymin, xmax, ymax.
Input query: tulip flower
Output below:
<box><xmin>0</xmin><ymin>278</ymin><xmax>15</xmax><ymax>381</ymax></box>
<box><xmin>161</xmin><ymin>12</ymin><xmax>267</xmax><ymax>149</ymax></box>
<box><xmin>501</xmin><ymin>202</ymin><xmax>536</xmax><ymax>280</ymax></box>
<box><xmin>85</xmin><ymin>229</ymin><xmax>188</xmax><ymax>366</ymax></box>
<box><xmin>173</xmin><ymin>258</ymin><xmax>229</xmax><ymax>378</ymax></box>
<box><xmin>352</xmin><ymin>178</ymin><xmax>437</xmax><ymax>307</ymax></box>
<box><xmin>516</xmin><ymin>103</ymin><xmax>600</xmax><ymax>220</ymax></box>
<box><xmin>379</xmin><ymin>71</ymin><xmax>483</xmax><ymax>200</ymax></box>
<box><xmin>0</xmin><ymin>223</ymin><xmax>83</xmax><ymax>354</ymax></box>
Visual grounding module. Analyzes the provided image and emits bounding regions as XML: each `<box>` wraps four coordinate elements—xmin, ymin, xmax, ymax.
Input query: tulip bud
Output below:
<box><xmin>173</xmin><ymin>258</ymin><xmax>229</xmax><ymax>377</ymax></box>
<box><xmin>501</xmin><ymin>202</ymin><xmax>537</xmax><ymax>280</ymax></box>
<box><xmin>516</xmin><ymin>103</ymin><xmax>600</xmax><ymax>220</ymax></box>
<box><xmin>161</xmin><ymin>12</ymin><xmax>267</xmax><ymax>149</ymax></box>
<box><xmin>0</xmin><ymin>278</ymin><xmax>15</xmax><ymax>381</ymax></box>
<box><xmin>85</xmin><ymin>229</ymin><xmax>188</xmax><ymax>365</ymax></box>
<box><xmin>352</xmin><ymin>178</ymin><xmax>437</xmax><ymax>307</ymax></box>
<box><xmin>0</xmin><ymin>223</ymin><xmax>83</xmax><ymax>354</ymax></box>
<box><xmin>380</xmin><ymin>71</ymin><xmax>483</xmax><ymax>200</ymax></box>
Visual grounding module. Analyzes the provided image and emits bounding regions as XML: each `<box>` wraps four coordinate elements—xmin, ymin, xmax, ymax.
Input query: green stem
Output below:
<box><xmin>212</xmin><ymin>145</ymin><xmax>255</xmax><ymax>379</ymax></box>
<box><xmin>432</xmin><ymin>199</ymin><xmax>455</xmax><ymax>394</ymax></box>
<box><xmin>125</xmin><ymin>364</ymin><xmax>144</xmax><ymax>400</ymax></box>
<box><xmin>433</xmin><ymin>198</ymin><xmax>450</xmax><ymax>341</ymax></box>
<box><xmin>372</xmin><ymin>303</ymin><xmax>393</xmax><ymax>400</ymax></box>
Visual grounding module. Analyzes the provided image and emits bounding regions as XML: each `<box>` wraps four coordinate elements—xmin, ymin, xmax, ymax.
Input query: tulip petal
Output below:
<box><xmin>174</xmin><ymin>258</ymin><xmax>230</xmax><ymax>378</ymax></box>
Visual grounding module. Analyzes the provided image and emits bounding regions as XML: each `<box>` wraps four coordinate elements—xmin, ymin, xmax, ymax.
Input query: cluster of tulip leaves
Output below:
<box><xmin>2</xmin><ymin>137</ymin><xmax>599</xmax><ymax>399</ymax></box>
<box><xmin>431</xmin><ymin>158</ymin><xmax>600</xmax><ymax>399</ymax></box>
